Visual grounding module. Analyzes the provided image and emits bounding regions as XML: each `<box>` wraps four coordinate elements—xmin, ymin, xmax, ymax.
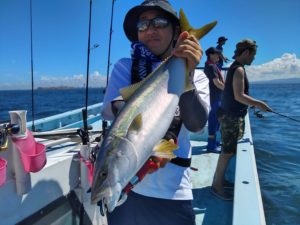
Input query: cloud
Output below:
<box><xmin>1</xmin><ymin>53</ymin><xmax>300</xmax><ymax>90</ymax></box>
<box><xmin>246</xmin><ymin>53</ymin><xmax>300</xmax><ymax>81</ymax></box>
<box><xmin>0</xmin><ymin>71</ymin><xmax>107</xmax><ymax>90</ymax></box>
<box><xmin>38</xmin><ymin>71</ymin><xmax>107</xmax><ymax>88</ymax></box>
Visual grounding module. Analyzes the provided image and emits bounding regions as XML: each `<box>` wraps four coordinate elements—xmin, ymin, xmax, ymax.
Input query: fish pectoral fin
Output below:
<box><xmin>179</xmin><ymin>8</ymin><xmax>217</xmax><ymax>40</ymax></box>
<box><xmin>153</xmin><ymin>139</ymin><xmax>178</xmax><ymax>159</ymax></box>
<box><xmin>128</xmin><ymin>113</ymin><xmax>143</xmax><ymax>133</ymax></box>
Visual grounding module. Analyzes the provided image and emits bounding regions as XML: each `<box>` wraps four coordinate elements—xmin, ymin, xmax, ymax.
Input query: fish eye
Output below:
<box><xmin>101</xmin><ymin>171</ymin><xmax>108</xmax><ymax>178</ymax></box>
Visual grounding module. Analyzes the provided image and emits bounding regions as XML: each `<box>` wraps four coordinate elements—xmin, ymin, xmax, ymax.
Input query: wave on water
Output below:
<box><xmin>250</xmin><ymin>83</ymin><xmax>300</xmax><ymax>225</ymax></box>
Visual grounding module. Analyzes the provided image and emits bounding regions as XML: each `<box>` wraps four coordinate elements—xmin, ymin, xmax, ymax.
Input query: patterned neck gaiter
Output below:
<box><xmin>130</xmin><ymin>42</ymin><xmax>161</xmax><ymax>84</ymax></box>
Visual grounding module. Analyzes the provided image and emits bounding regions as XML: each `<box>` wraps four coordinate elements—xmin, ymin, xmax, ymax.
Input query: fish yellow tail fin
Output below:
<box><xmin>179</xmin><ymin>9</ymin><xmax>217</xmax><ymax>40</ymax></box>
<box><xmin>178</xmin><ymin>9</ymin><xmax>217</xmax><ymax>92</ymax></box>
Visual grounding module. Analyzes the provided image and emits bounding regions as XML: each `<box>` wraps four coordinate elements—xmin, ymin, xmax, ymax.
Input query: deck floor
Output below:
<box><xmin>190</xmin><ymin>139</ymin><xmax>233</xmax><ymax>225</ymax></box>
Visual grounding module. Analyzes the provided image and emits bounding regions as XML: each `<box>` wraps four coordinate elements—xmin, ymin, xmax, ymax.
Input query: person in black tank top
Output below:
<box><xmin>211</xmin><ymin>39</ymin><xmax>272</xmax><ymax>201</ymax></box>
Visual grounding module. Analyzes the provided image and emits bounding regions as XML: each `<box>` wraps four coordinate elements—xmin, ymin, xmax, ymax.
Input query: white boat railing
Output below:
<box><xmin>26</xmin><ymin>103</ymin><xmax>103</xmax><ymax>131</ymax></box>
<box><xmin>233</xmin><ymin>114</ymin><xmax>266</xmax><ymax>225</ymax></box>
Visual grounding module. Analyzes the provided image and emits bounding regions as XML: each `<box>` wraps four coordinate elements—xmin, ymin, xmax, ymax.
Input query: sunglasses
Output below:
<box><xmin>137</xmin><ymin>17</ymin><xmax>170</xmax><ymax>32</ymax></box>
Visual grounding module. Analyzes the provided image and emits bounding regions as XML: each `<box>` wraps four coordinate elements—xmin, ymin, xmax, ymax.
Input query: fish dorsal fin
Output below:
<box><xmin>179</xmin><ymin>9</ymin><xmax>217</xmax><ymax>40</ymax></box>
<box><xmin>120</xmin><ymin>57</ymin><xmax>173</xmax><ymax>101</ymax></box>
<box><xmin>120</xmin><ymin>80</ymin><xmax>146</xmax><ymax>101</ymax></box>
<box><xmin>153</xmin><ymin>139</ymin><xmax>178</xmax><ymax>159</ymax></box>
<box><xmin>128</xmin><ymin>113</ymin><xmax>142</xmax><ymax>133</ymax></box>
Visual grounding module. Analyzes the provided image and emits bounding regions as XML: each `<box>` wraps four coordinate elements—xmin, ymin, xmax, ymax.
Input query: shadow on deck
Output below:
<box><xmin>190</xmin><ymin>140</ymin><xmax>234</xmax><ymax>225</ymax></box>
<box><xmin>193</xmin><ymin>187</ymin><xmax>233</xmax><ymax>225</ymax></box>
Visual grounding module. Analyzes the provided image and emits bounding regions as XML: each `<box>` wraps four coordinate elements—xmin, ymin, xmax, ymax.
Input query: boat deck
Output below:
<box><xmin>190</xmin><ymin>135</ymin><xmax>233</xmax><ymax>225</ymax></box>
<box><xmin>0</xmin><ymin>104</ymin><xmax>265</xmax><ymax>225</ymax></box>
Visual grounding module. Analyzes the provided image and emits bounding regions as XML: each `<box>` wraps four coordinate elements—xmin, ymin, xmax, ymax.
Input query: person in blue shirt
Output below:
<box><xmin>216</xmin><ymin>36</ymin><xmax>229</xmax><ymax>70</ymax></box>
<box><xmin>204</xmin><ymin>47</ymin><xmax>225</xmax><ymax>152</ymax></box>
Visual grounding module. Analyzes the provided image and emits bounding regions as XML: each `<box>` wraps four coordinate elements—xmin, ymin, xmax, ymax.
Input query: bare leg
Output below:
<box><xmin>212</xmin><ymin>152</ymin><xmax>234</xmax><ymax>199</ymax></box>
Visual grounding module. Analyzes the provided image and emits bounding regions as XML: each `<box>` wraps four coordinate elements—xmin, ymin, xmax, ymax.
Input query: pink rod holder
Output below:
<box><xmin>0</xmin><ymin>157</ymin><xmax>7</xmax><ymax>186</ymax></box>
<box><xmin>12</xmin><ymin>130</ymin><xmax>46</xmax><ymax>173</ymax></box>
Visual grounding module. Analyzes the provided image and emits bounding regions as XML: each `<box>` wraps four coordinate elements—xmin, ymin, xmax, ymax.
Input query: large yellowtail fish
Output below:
<box><xmin>91</xmin><ymin>9</ymin><xmax>217</xmax><ymax>213</ymax></box>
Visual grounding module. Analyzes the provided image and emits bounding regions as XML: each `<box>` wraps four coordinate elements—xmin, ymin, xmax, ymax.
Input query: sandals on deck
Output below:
<box><xmin>210</xmin><ymin>186</ymin><xmax>233</xmax><ymax>201</ymax></box>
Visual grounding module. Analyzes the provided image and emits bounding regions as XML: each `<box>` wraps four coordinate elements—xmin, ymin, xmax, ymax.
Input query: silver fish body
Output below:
<box><xmin>90</xmin><ymin>57</ymin><xmax>189</xmax><ymax>212</ymax></box>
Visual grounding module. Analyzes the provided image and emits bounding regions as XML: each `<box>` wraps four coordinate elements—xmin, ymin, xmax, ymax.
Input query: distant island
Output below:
<box><xmin>36</xmin><ymin>86</ymin><xmax>106</xmax><ymax>90</ymax></box>
<box><xmin>37</xmin><ymin>86</ymin><xmax>77</xmax><ymax>90</ymax></box>
<box><xmin>252</xmin><ymin>78</ymin><xmax>300</xmax><ymax>84</ymax></box>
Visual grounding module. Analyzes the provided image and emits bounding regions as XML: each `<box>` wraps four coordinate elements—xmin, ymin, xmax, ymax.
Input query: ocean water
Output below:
<box><xmin>249</xmin><ymin>83</ymin><xmax>300</xmax><ymax>225</ymax></box>
<box><xmin>0</xmin><ymin>84</ymin><xmax>299</xmax><ymax>224</ymax></box>
<box><xmin>0</xmin><ymin>88</ymin><xmax>104</xmax><ymax>123</ymax></box>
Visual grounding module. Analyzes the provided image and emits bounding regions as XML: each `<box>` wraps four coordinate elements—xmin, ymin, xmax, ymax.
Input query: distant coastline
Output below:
<box><xmin>36</xmin><ymin>86</ymin><xmax>105</xmax><ymax>90</ymax></box>
<box><xmin>37</xmin><ymin>86</ymin><xmax>77</xmax><ymax>90</ymax></box>
<box><xmin>252</xmin><ymin>78</ymin><xmax>300</xmax><ymax>84</ymax></box>
<box><xmin>1</xmin><ymin>78</ymin><xmax>300</xmax><ymax>91</ymax></box>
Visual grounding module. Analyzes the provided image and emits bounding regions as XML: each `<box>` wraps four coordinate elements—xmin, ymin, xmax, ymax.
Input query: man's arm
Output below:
<box><xmin>101</xmin><ymin>59</ymin><xmax>131</xmax><ymax>120</ymax></box>
<box><xmin>213</xmin><ymin>77</ymin><xmax>224</xmax><ymax>90</ymax></box>
<box><xmin>220</xmin><ymin>53</ymin><xmax>228</xmax><ymax>63</ymax></box>
<box><xmin>208</xmin><ymin>65</ymin><xmax>224</xmax><ymax>90</ymax></box>
<box><xmin>179</xmin><ymin>70</ymin><xmax>210</xmax><ymax>132</ymax></box>
<box><xmin>233</xmin><ymin>67</ymin><xmax>271</xmax><ymax>112</ymax></box>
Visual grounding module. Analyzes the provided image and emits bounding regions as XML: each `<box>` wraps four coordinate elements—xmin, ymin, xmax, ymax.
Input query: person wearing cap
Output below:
<box><xmin>211</xmin><ymin>39</ymin><xmax>272</xmax><ymax>201</ymax></box>
<box><xmin>216</xmin><ymin>36</ymin><xmax>229</xmax><ymax>70</ymax></box>
<box><xmin>101</xmin><ymin>1</ymin><xmax>210</xmax><ymax>224</ymax></box>
<box><xmin>204</xmin><ymin>47</ymin><xmax>225</xmax><ymax>152</ymax></box>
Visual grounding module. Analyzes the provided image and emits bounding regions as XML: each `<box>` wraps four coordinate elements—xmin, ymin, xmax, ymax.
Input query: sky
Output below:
<box><xmin>0</xmin><ymin>0</ymin><xmax>300</xmax><ymax>90</ymax></box>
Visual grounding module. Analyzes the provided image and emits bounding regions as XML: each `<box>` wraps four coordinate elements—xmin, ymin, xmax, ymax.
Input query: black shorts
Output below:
<box><xmin>107</xmin><ymin>191</ymin><xmax>195</xmax><ymax>225</ymax></box>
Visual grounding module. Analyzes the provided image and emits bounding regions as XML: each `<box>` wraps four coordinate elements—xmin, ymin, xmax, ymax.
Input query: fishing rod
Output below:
<box><xmin>81</xmin><ymin>0</ymin><xmax>94</xmax><ymax>146</ymax></box>
<box><xmin>78</xmin><ymin>1</ymin><xmax>93</xmax><ymax>224</ymax></box>
<box><xmin>271</xmin><ymin>110</ymin><xmax>300</xmax><ymax>123</ymax></box>
<box><xmin>84</xmin><ymin>0</ymin><xmax>93</xmax><ymax>113</ymax></box>
<box><xmin>106</xmin><ymin>0</ymin><xmax>116</xmax><ymax>88</ymax></box>
<box><xmin>102</xmin><ymin>0</ymin><xmax>116</xmax><ymax>137</ymax></box>
<box><xmin>29</xmin><ymin>0</ymin><xmax>35</xmax><ymax>131</ymax></box>
<box><xmin>252</xmin><ymin>107</ymin><xmax>300</xmax><ymax>123</ymax></box>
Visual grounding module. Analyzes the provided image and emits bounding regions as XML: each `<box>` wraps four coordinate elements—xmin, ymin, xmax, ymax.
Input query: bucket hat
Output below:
<box><xmin>123</xmin><ymin>0</ymin><xmax>179</xmax><ymax>42</ymax></box>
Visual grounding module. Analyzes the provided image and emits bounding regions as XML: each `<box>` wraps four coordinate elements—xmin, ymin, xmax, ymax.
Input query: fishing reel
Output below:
<box><xmin>250</xmin><ymin>106</ymin><xmax>264</xmax><ymax>119</ymax></box>
<box><xmin>0</xmin><ymin>124</ymin><xmax>20</xmax><ymax>151</ymax></box>
<box><xmin>254</xmin><ymin>110</ymin><xmax>264</xmax><ymax>119</ymax></box>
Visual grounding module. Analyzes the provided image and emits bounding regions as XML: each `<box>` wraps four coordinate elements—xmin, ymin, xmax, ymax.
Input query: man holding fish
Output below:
<box><xmin>93</xmin><ymin>1</ymin><xmax>216</xmax><ymax>224</ymax></box>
